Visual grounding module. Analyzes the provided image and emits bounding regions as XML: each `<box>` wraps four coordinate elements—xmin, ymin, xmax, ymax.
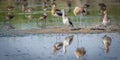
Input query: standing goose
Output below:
<box><xmin>52</xmin><ymin>42</ymin><xmax>63</xmax><ymax>55</ymax></box>
<box><xmin>103</xmin><ymin>35</ymin><xmax>112</xmax><ymax>53</ymax></box>
<box><xmin>63</xmin><ymin>35</ymin><xmax>74</xmax><ymax>53</ymax></box>
<box><xmin>61</xmin><ymin>10</ymin><xmax>73</xmax><ymax>27</ymax></box>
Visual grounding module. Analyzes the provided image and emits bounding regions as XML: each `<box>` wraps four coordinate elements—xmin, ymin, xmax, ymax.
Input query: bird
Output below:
<box><xmin>25</xmin><ymin>7</ymin><xmax>34</xmax><ymax>13</ymax></box>
<box><xmin>52</xmin><ymin>42</ymin><xmax>63</xmax><ymax>55</ymax></box>
<box><xmin>42</xmin><ymin>1</ymin><xmax>48</xmax><ymax>11</ymax></box>
<box><xmin>38</xmin><ymin>13</ymin><xmax>47</xmax><ymax>21</ymax></box>
<box><xmin>6</xmin><ymin>6</ymin><xmax>14</xmax><ymax>11</ymax></box>
<box><xmin>73</xmin><ymin>6</ymin><xmax>83</xmax><ymax>16</ymax></box>
<box><xmin>51</xmin><ymin>3</ymin><xmax>62</xmax><ymax>17</ymax></box>
<box><xmin>74</xmin><ymin>47</ymin><xmax>86</xmax><ymax>58</ymax></box>
<box><xmin>63</xmin><ymin>35</ymin><xmax>74</xmax><ymax>53</ymax></box>
<box><xmin>98</xmin><ymin>3</ymin><xmax>107</xmax><ymax>15</ymax></box>
<box><xmin>5</xmin><ymin>12</ymin><xmax>14</xmax><ymax>21</ymax></box>
<box><xmin>21</xmin><ymin>0</ymin><xmax>28</xmax><ymax>12</ymax></box>
<box><xmin>73</xmin><ymin>6</ymin><xmax>85</xmax><ymax>25</ymax></box>
<box><xmin>25</xmin><ymin>14</ymin><xmax>34</xmax><ymax>20</ymax></box>
<box><xmin>61</xmin><ymin>9</ymin><xmax>73</xmax><ymax>28</ymax></box>
<box><xmin>38</xmin><ymin>13</ymin><xmax>47</xmax><ymax>25</ymax></box>
<box><xmin>82</xmin><ymin>4</ymin><xmax>90</xmax><ymax>16</ymax></box>
<box><xmin>102</xmin><ymin>10</ymin><xmax>111</xmax><ymax>27</ymax></box>
<box><xmin>103</xmin><ymin>35</ymin><xmax>112</xmax><ymax>53</ymax></box>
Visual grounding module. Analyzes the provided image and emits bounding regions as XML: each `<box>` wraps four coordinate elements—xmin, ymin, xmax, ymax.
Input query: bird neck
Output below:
<box><xmin>62</xmin><ymin>11</ymin><xmax>65</xmax><ymax>18</ymax></box>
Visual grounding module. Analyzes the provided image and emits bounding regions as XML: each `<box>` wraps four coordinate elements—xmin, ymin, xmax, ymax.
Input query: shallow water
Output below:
<box><xmin>0</xmin><ymin>33</ymin><xmax>120</xmax><ymax>60</ymax></box>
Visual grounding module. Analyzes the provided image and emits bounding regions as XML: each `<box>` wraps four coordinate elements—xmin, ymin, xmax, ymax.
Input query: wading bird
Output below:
<box><xmin>62</xmin><ymin>10</ymin><xmax>73</xmax><ymax>28</ymax></box>
<box><xmin>38</xmin><ymin>13</ymin><xmax>47</xmax><ymax>25</ymax></box>
<box><xmin>51</xmin><ymin>3</ymin><xmax>62</xmax><ymax>17</ymax></box>
<box><xmin>73</xmin><ymin>4</ymin><xmax>90</xmax><ymax>25</ymax></box>
<box><xmin>103</xmin><ymin>35</ymin><xmax>112</xmax><ymax>53</ymax></box>
<box><xmin>102</xmin><ymin>10</ymin><xmax>111</xmax><ymax>27</ymax></box>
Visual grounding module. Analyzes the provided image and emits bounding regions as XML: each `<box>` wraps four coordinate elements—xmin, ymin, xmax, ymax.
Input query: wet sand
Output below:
<box><xmin>21</xmin><ymin>24</ymin><xmax>120</xmax><ymax>34</ymax></box>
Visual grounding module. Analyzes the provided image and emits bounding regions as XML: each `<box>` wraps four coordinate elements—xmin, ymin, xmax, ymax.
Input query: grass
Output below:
<box><xmin>0</xmin><ymin>1</ymin><xmax>120</xmax><ymax>30</ymax></box>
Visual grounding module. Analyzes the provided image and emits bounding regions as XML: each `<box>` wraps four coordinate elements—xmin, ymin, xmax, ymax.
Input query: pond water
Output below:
<box><xmin>0</xmin><ymin>33</ymin><xmax>120</xmax><ymax>60</ymax></box>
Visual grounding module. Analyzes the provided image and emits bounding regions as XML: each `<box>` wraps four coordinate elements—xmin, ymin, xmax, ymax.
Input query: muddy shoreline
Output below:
<box><xmin>20</xmin><ymin>24</ymin><xmax>120</xmax><ymax>34</ymax></box>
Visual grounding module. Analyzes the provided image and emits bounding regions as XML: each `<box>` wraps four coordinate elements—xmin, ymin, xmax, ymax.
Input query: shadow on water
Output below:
<box><xmin>0</xmin><ymin>33</ymin><xmax>120</xmax><ymax>60</ymax></box>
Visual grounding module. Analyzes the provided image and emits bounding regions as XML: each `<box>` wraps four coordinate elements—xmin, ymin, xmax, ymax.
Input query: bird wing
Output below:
<box><xmin>55</xmin><ymin>9</ymin><xmax>62</xmax><ymax>16</ymax></box>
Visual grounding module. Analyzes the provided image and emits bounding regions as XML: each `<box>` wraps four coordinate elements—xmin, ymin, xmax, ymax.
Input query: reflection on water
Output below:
<box><xmin>0</xmin><ymin>33</ymin><xmax>120</xmax><ymax>60</ymax></box>
<box><xmin>102</xmin><ymin>35</ymin><xmax>112</xmax><ymax>54</ymax></box>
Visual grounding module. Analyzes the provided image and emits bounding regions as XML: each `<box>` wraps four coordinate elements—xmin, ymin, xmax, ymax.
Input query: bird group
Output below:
<box><xmin>4</xmin><ymin>0</ymin><xmax>112</xmax><ymax>29</ymax></box>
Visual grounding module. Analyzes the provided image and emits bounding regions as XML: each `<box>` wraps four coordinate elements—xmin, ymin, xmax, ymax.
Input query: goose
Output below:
<box><xmin>52</xmin><ymin>42</ymin><xmax>63</xmax><ymax>55</ymax></box>
<box><xmin>74</xmin><ymin>47</ymin><xmax>86</xmax><ymax>58</ymax></box>
<box><xmin>63</xmin><ymin>35</ymin><xmax>73</xmax><ymax>53</ymax></box>
<box><xmin>103</xmin><ymin>35</ymin><xmax>112</xmax><ymax>53</ymax></box>
<box><xmin>102</xmin><ymin>10</ymin><xmax>111</xmax><ymax>27</ymax></box>
<box><xmin>61</xmin><ymin>10</ymin><xmax>73</xmax><ymax>27</ymax></box>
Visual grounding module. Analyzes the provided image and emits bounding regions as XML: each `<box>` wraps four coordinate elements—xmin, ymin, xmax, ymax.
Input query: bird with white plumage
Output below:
<box><xmin>61</xmin><ymin>9</ymin><xmax>73</xmax><ymax>28</ymax></box>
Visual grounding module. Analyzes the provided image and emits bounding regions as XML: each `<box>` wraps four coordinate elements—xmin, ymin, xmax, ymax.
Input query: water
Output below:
<box><xmin>0</xmin><ymin>33</ymin><xmax>120</xmax><ymax>60</ymax></box>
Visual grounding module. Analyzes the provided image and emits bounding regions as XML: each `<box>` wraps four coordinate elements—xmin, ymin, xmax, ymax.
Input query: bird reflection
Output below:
<box><xmin>103</xmin><ymin>35</ymin><xmax>112</xmax><ymax>53</ymax></box>
<box><xmin>52</xmin><ymin>35</ymin><xmax>74</xmax><ymax>55</ymax></box>
<box><xmin>74</xmin><ymin>47</ymin><xmax>86</xmax><ymax>58</ymax></box>
<box><xmin>63</xmin><ymin>35</ymin><xmax>74</xmax><ymax>54</ymax></box>
<box><xmin>52</xmin><ymin>42</ymin><xmax>63</xmax><ymax>55</ymax></box>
